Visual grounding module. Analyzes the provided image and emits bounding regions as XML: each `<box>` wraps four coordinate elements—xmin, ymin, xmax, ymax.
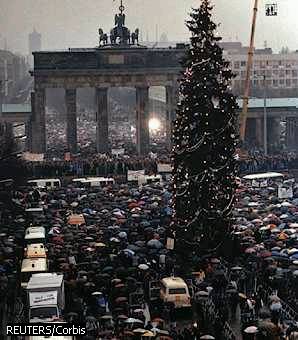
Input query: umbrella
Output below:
<box><xmin>288</xmin><ymin>248</ymin><xmax>298</xmax><ymax>255</ymax></box>
<box><xmin>147</xmin><ymin>239</ymin><xmax>163</xmax><ymax>249</ymax></box>
<box><xmin>117</xmin><ymin>314</ymin><xmax>128</xmax><ymax>320</ymax></box>
<box><xmin>152</xmin><ymin>317</ymin><xmax>164</xmax><ymax>324</ymax></box>
<box><xmin>115</xmin><ymin>297</ymin><xmax>128</xmax><ymax>303</ymax></box>
<box><xmin>102</xmin><ymin>266</ymin><xmax>114</xmax><ymax>273</ymax></box>
<box><xmin>100</xmin><ymin>315</ymin><xmax>112</xmax><ymax>320</ymax></box>
<box><xmin>123</xmin><ymin>249</ymin><xmax>135</xmax><ymax>256</ymax></box>
<box><xmin>239</xmin><ymin>293</ymin><xmax>247</xmax><ymax>299</ymax></box>
<box><xmin>94</xmin><ymin>242</ymin><xmax>106</xmax><ymax>248</ymax></box>
<box><xmin>197</xmin><ymin>291</ymin><xmax>209</xmax><ymax>297</ymax></box>
<box><xmin>124</xmin><ymin>318</ymin><xmax>143</xmax><ymax>324</ymax></box>
<box><xmin>244</xmin><ymin>326</ymin><xmax>258</xmax><ymax>334</ymax></box>
<box><xmin>245</xmin><ymin>248</ymin><xmax>256</xmax><ymax>254</ymax></box>
<box><xmin>133</xmin><ymin>328</ymin><xmax>147</xmax><ymax>334</ymax></box>
<box><xmin>111</xmin><ymin>278</ymin><xmax>122</xmax><ymax>284</ymax></box>
<box><xmin>142</xmin><ymin>331</ymin><xmax>155</xmax><ymax>337</ymax></box>
<box><xmin>270</xmin><ymin>302</ymin><xmax>282</xmax><ymax>311</ymax></box>
<box><xmin>110</xmin><ymin>237</ymin><xmax>120</xmax><ymax>243</ymax></box>
<box><xmin>138</xmin><ymin>264</ymin><xmax>149</xmax><ymax>271</ymax></box>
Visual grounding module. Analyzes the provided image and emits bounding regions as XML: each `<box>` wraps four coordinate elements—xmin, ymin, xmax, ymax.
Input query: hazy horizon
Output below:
<box><xmin>1</xmin><ymin>0</ymin><xmax>297</xmax><ymax>55</ymax></box>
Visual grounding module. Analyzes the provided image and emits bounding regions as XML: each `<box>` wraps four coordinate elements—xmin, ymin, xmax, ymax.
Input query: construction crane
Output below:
<box><xmin>239</xmin><ymin>1</ymin><xmax>278</xmax><ymax>142</ymax></box>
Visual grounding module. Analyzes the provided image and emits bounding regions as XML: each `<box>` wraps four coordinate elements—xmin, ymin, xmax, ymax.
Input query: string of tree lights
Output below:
<box><xmin>171</xmin><ymin>0</ymin><xmax>239</xmax><ymax>265</ymax></box>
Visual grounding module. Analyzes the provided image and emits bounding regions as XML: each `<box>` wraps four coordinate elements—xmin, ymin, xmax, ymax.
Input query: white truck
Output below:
<box><xmin>27</xmin><ymin>273</ymin><xmax>65</xmax><ymax>323</ymax></box>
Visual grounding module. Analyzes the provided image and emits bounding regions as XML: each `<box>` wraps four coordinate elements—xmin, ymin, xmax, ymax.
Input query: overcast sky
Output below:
<box><xmin>0</xmin><ymin>0</ymin><xmax>297</xmax><ymax>55</ymax></box>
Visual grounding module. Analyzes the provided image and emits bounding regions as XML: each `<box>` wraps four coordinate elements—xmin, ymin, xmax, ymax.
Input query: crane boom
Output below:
<box><xmin>239</xmin><ymin>0</ymin><xmax>259</xmax><ymax>142</ymax></box>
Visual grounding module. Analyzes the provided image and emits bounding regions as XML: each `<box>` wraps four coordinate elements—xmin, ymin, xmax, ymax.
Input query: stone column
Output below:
<box><xmin>165</xmin><ymin>85</ymin><xmax>179</xmax><ymax>150</ymax></box>
<box><xmin>26</xmin><ymin>92</ymin><xmax>35</xmax><ymax>152</ymax></box>
<box><xmin>136</xmin><ymin>86</ymin><xmax>149</xmax><ymax>155</ymax></box>
<box><xmin>286</xmin><ymin>117</ymin><xmax>298</xmax><ymax>150</ymax></box>
<box><xmin>65</xmin><ymin>88</ymin><xmax>77</xmax><ymax>154</ymax></box>
<box><xmin>31</xmin><ymin>88</ymin><xmax>46</xmax><ymax>153</ymax></box>
<box><xmin>267</xmin><ymin>118</ymin><xmax>280</xmax><ymax>152</ymax></box>
<box><xmin>294</xmin><ymin>119</ymin><xmax>298</xmax><ymax>150</ymax></box>
<box><xmin>25</xmin><ymin>121</ymin><xmax>31</xmax><ymax>151</ymax></box>
<box><xmin>96</xmin><ymin>87</ymin><xmax>109</xmax><ymax>154</ymax></box>
<box><xmin>255</xmin><ymin>117</ymin><xmax>263</xmax><ymax>148</ymax></box>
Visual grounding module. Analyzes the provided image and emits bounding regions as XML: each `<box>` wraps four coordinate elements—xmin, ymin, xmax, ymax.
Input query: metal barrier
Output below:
<box><xmin>201</xmin><ymin>298</ymin><xmax>236</xmax><ymax>340</ymax></box>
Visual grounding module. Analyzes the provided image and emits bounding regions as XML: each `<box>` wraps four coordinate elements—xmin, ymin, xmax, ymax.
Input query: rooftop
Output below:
<box><xmin>1</xmin><ymin>104</ymin><xmax>31</xmax><ymax>114</ymax></box>
<box><xmin>237</xmin><ymin>98</ymin><xmax>298</xmax><ymax>109</ymax></box>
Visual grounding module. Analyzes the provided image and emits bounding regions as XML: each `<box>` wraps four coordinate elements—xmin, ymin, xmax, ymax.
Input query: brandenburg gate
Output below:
<box><xmin>28</xmin><ymin>2</ymin><xmax>184</xmax><ymax>155</ymax></box>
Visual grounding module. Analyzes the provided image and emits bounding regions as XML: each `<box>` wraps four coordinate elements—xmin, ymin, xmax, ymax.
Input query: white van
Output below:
<box><xmin>160</xmin><ymin>277</ymin><xmax>191</xmax><ymax>309</ymax></box>
<box><xmin>24</xmin><ymin>243</ymin><xmax>47</xmax><ymax>259</ymax></box>
<box><xmin>138</xmin><ymin>174</ymin><xmax>162</xmax><ymax>186</ymax></box>
<box><xmin>25</xmin><ymin>227</ymin><xmax>46</xmax><ymax>244</ymax></box>
<box><xmin>73</xmin><ymin>177</ymin><xmax>115</xmax><ymax>187</ymax></box>
<box><xmin>27</xmin><ymin>179</ymin><xmax>61</xmax><ymax>189</ymax></box>
<box><xmin>21</xmin><ymin>258</ymin><xmax>48</xmax><ymax>288</ymax></box>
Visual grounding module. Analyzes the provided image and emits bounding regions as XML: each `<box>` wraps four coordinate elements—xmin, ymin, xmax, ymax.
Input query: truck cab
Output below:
<box><xmin>21</xmin><ymin>258</ymin><xmax>48</xmax><ymax>289</ymax></box>
<box><xmin>24</xmin><ymin>243</ymin><xmax>47</xmax><ymax>259</ymax></box>
<box><xmin>160</xmin><ymin>277</ymin><xmax>191</xmax><ymax>309</ymax></box>
<box><xmin>24</xmin><ymin>226</ymin><xmax>46</xmax><ymax>245</ymax></box>
<box><xmin>27</xmin><ymin>273</ymin><xmax>65</xmax><ymax>323</ymax></box>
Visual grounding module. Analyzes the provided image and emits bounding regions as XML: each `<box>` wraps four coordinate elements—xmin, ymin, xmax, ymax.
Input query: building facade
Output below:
<box><xmin>221</xmin><ymin>42</ymin><xmax>298</xmax><ymax>98</ymax></box>
<box><xmin>0</xmin><ymin>50</ymin><xmax>28</xmax><ymax>102</ymax></box>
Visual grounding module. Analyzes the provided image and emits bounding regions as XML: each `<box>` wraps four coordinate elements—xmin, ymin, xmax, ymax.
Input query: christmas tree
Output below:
<box><xmin>172</xmin><ymin>0</ymin><xmax>238</xmax><ymax>261</ymax></box>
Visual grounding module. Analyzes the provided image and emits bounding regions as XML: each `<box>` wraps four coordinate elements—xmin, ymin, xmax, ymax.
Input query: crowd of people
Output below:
<box><xmin>18</xmin><ymin>152</ymin><xmax>298</xmax><ymax>181</ymax></box>
<box><xmin>0</xmin><ymin>170</ymin><xmax>298</xmax><ymax>339</ymax></box>
<box><xmin>239</xmin><ymin>153</ymin><xmax>298</xmax><ymax>174</ymax></box>
<box><xmin>24</xmin><ymin>156</ymin><xmax>162</xmax><ymax>179</ymax></box>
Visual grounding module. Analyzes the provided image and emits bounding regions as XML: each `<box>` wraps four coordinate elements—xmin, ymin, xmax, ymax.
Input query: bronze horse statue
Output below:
<box><xmin>98</xmin><ymin>28</ymin><xmax>108</xmax><ymax>46</ymax></box>
<box><xmin>131</xmin><ymin>28</ymin><xmax>139</xmax><ymax>45</ymax></box>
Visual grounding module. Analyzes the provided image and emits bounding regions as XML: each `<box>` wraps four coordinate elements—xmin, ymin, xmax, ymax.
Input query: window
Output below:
<box><xmin>234</xmin><ymin>80</ymin><xmax>240</xmax><ymax>88</ymax></box>
<box><xmin>260</xmin><ymin>61</ymin><xmax>265</xmax><ymax>69</ymax></box>
<box><xmin>273</xmin><ymin>70</ymin><xmax>279</xmax><ymax>76</ymax></box>
<box><xmin>273</xmin><ymin>79</ymin><xmax>278</xmax><ymax>87</ymax></box>
<box><xmin>54</xmin><ymin>181</ymin><xmax>59</xmax><ymax>187</ymax></box>
<box><xmin>234</xmin><ymin>61</ymin><xmax>240</xmax><ymax>69</ymax></box>
<box><xmin>169</xmin><ymin>288</ymin><xmax>187</xmax><ymax>295</ymax></box>
<box><xmin>279</xmin><ymin>70</ymin><xmax>285</xmax><ymax>77</ymax></box>
<box><xmin>241</xmin><ymin>61</ymin><xmax>246</xmax><ymax>67</ymax></box>
<box><xmin>279</xmin><ymin>79</ymin><xmax>285</xmax><ymax>85</ymax></box>
<box><xmin>286</xmin><ymin>79</ymin><xmax>291</xmax><ymax>87</ymax></box>
<box><xmin>293</xmin><ymin>79</ymin><xmax>298</xmax><ymax>85</ymax></box>
<box><xmin>241</xmin><ymin>71</ymin><xmax>246</xmax><ymax>78</ymax></box>
<box><xmin>46</xmin><ymin>182</ymin><xmax>51</xmax><ymax>187</ymax></box>
<box><xmin>286</xmin><ymin>70</ymin><xmax>291</xmax><ymax>76</ymax></box>
<box><xmin>266</xmin><ymin>70</ymin><xmax>272</xmax><ymax>77</ymax></box>
<box><xmin>293</xmin><ymin>70</ymin><xmax>298</xmax><ymax>77</ymax></box>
